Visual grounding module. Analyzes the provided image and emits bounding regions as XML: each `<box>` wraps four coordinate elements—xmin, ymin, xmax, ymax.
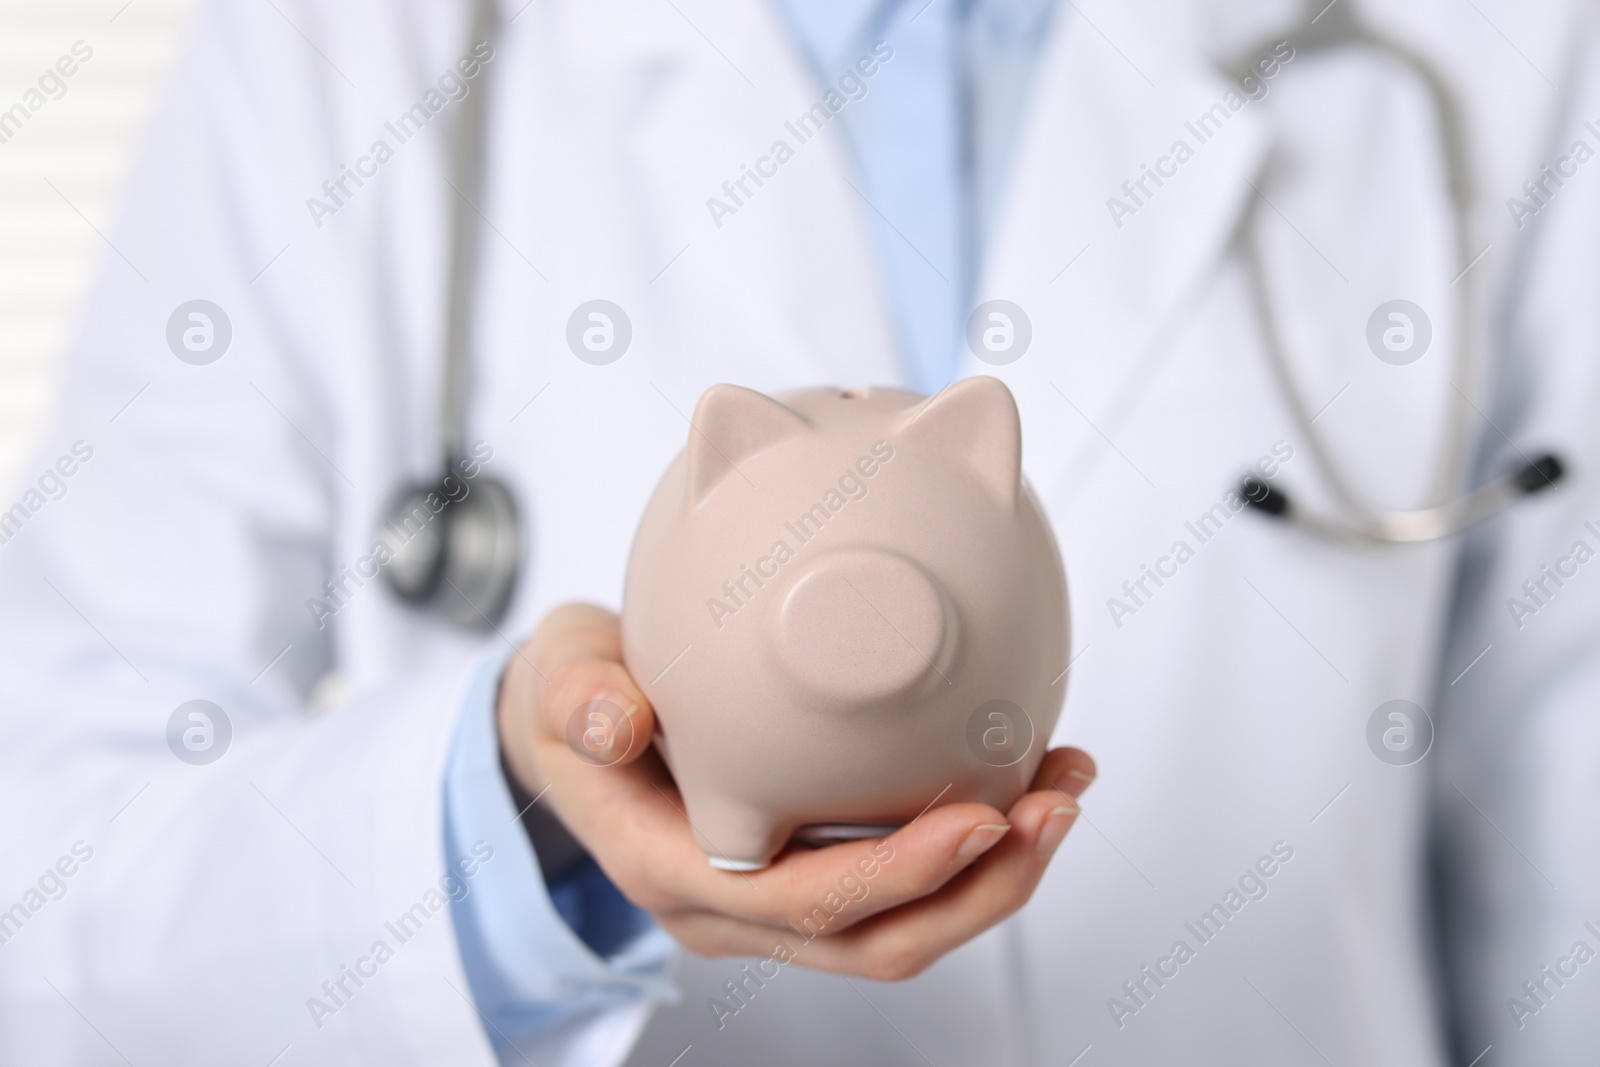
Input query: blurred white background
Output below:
<box><xmin>0</xmin><ymin>0</ymin><xmax>197</xmax><ymax>489</ymax></box>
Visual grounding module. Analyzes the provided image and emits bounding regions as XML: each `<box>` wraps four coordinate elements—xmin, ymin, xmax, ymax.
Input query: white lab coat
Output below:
<box><xmin>1</xmin><ymin>0</ymin><xmax>1597</xmax><ymax>1064</ymax></box>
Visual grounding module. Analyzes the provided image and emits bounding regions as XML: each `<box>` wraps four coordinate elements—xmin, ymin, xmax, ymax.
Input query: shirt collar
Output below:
<box><xmin>771</xmin><ymin>0</ymin><xmax>901</xmax><ymax>73</ymax></box>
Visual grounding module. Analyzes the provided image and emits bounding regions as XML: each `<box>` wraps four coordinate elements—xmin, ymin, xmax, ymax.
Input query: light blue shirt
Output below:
<box><xmin>443</xmin><ymin>651</ymin><xmax>677</xmax><ymax>1059</ymax></box>
<box><xmin>771</xmin><ymin>0</ymin><xmax>1062</xmax><ymax>391</ymax></box>
<box><xmin>443</xmin><ymin>0</ymin><xmax>1062</xmax><ymax>1056</ymax></box>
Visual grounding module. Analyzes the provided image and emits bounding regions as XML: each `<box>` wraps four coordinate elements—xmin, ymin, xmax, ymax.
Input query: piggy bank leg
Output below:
<box><xmin>684</xmin><ymin>796</ymin><xmax>790</xmax><ymax>871</ymax></box>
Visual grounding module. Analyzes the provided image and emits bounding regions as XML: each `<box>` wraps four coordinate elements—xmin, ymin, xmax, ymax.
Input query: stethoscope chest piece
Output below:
<box><xmin>376</xmin><ymin>0</ymin><xmax>522</xmax><ymax>631</ymax></box>
<box><xmin>380</xmin><ymin>469</ymin><xmax>521</xmax><ymax>628</ymax></box>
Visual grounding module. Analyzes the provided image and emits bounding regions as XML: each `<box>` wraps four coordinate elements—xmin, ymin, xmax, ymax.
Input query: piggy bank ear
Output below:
<box><xmin>898</xmin><ymin>376</ymin><xmax>1021</xmax><ymax>507</ymax></box>
<box><xmin>685</xmin><ymin>384</ymin><xmax>810</xmax><ymax>506</ymax></box>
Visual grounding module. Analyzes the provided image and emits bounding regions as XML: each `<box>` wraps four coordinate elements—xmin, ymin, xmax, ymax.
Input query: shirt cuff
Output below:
<box><xmin>443</xmin><ymin>647</ymin><xmax>678</xmax><ymax>1058</ymax></box>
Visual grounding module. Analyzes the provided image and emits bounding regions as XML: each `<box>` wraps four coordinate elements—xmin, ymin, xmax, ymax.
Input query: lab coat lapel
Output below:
<box><xmin>573</xmin><ymin>0</ymin><xmax>902</xmax><ymax>390</ymax></box>
<box><xmin>978</xmin><ymin>0</ymin><xmax>1271</xmax><ymax>497</ymax></box>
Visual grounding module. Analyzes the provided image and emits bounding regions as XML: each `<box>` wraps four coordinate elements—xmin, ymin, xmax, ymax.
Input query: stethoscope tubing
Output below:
<box><xmin>1228</xmin><ymin>3</ymin><xmax>1564</xmax><ymax>544</ymax></box>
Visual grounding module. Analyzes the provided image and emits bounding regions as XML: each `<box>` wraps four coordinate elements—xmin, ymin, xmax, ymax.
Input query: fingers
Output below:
<box><xmin>655</xmin><ymin>810</ymin><xmax>1065</xmax><ymax>977</ymax></box>
<box><xmin>539</xmin><ymin>653</ymin><xmax>657</xmax><ymax>766</ymax></box>
<box><xmin>660</xmin><ymin>785</ymin><xmax>1083</xmax><ymax>978</ymax></box>
<box><xmin>499</xmin><ymin>601</ymin><xmax>656</xmax><ymax>769</ymax></box>
<box><xmin>501</xmin><ymin>611</ymin><xmax>1099</xmax><ymax>983</ymax></box>
<box><xmin>698</xmin><ymin>800</ymin><xmax>1014</xmax><ymax>931</ymax></box>
<box><xmin>529</xmin><ymin>602</ymin><xmax>623</xmax><ymax>670</ymax></box>
<box><xmin>497</xmin><ymin>603</ymin><xmax>632</xmax><ymax>793</ymax></box>
<box><xmin>801</xmin><ymin>778</ymin><xmax>1082</xmax><ymax>979</ymax></box>
<box><xmin>657</xmin><ymin>751</ymin><xmax>1094</xmax><ymax>978</ymax></box>
<box><xmin>1029</xmin><ymin>745</ymin><xmax>1097</xmax><ymax>800</ymax></box>
<box><xmin>614</xmin><ymin>749</ymin><xmax>1096</xmax><ymax>933</ymax></box>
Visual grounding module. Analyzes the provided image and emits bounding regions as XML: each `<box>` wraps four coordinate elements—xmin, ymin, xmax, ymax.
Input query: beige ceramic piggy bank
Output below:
<box><xmin>621</xmin><ymin>376</ymin><xmax>1068</xmax><ymax>869</ymax></box>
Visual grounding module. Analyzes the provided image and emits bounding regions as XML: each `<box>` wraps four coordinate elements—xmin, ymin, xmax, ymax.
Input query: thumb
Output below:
<box><xmin>540</xmin><ymin>654</ymin><xmax>658</xmax><ymax>768</ymax></box>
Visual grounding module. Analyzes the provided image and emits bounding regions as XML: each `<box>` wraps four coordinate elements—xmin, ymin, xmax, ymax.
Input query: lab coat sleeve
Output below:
<box><xmin>1434</xmin><ymin>9</ymin><xmax>1600</xmax><ymax>1062</ymax></box>
<box><xmin>0</xmin><ymin>0</ymin><xmax>669</xmax><ymax>1064</ymax></box>
<box><xmin>443</xmin><ymin>650</ymin><xmax>676</xmax><ymax>1065</ymax></box>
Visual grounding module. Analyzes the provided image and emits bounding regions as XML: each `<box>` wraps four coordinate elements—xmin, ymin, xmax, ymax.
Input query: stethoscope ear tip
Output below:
<box><xmin>1240</xmin><ymin>476</ymin><xmax>1291</xmax><ymax>518</ymax></box>
<box><xmin>1238</xmin><ymin>450</ymin><xmax>1567</xmax><ymax>545</ymax></box>
<box><xmin>1513</xmin><ymin>453</ymin><xmax>1565</xmax><ymax>496</ymax></box>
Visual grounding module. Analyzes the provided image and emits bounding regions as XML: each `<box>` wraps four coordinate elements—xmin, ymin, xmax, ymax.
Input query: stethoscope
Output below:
<box><xmin>1229</xmin><ymin>1</ymin><xmax>1564</xmax><ymax>543</ymax></box>
<box><xmin>382</xmin><ymin>0</ymin><xmax>1570</xmax><ymax>631</ymax></box>
<box><xmin>377</xmin><ymin>0</ymin><xmax>521</xmax><ymax>629</ymax></box>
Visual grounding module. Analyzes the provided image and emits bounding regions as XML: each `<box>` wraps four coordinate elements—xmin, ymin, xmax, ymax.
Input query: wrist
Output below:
<box><xmin>497</xmin><ymin>726</ymin><xmax>589</xmax><ymax>882</ymax></box>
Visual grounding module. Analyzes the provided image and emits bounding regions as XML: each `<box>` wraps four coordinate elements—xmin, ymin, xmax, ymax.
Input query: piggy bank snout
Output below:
<box><xmin>774</xmin><ymin>548</ymin><xmax>954</xmax><ymax>707</ymax></box>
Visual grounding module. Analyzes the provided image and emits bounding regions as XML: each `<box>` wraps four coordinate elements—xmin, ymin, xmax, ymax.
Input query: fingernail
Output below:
<box><xmin>1037</xmin><ymin>805</ymin><xmax>1079</xmax><ymax>854</ymax></box>
<box><xmin>957</xmin><ymin>823</ymin><xmax>1010</xmax><ymax>863</ymax></box>
<box><xmin>590</xmin><ymin>691</ymin><xmax>639</xmax><ymax>759</ymax></box>
<box><xmin>1050</xmin><ymin>768</ymin><xmax>1095</xmax><ymax>796</ymax></box>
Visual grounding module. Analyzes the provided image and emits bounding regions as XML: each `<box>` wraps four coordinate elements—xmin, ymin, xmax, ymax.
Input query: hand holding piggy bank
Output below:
<box><xmin>622</xmin><ymin>377</ymin><xmax>1069</xmax><ymax>869</ymax></box>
